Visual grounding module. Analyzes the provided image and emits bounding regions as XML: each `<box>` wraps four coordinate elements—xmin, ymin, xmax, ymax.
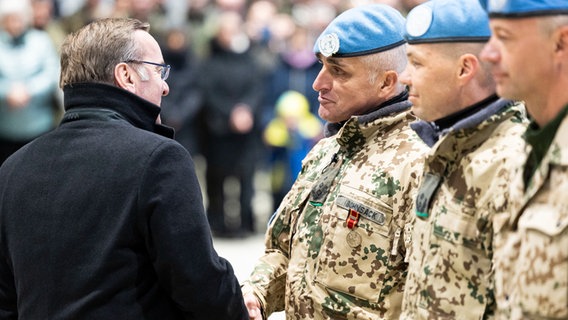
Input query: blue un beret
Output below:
<box><xmin>479</xmin><ymin>0</ymin><xmax>568</xmax><ymax>17</ymax></box>
<box><xmin>313</xmin><ymin>4</ymin><xmax>406</xmax><ymax>58</ymax></box>
<box><xmin>405</xmin><ymin>0</ymin><xmax>491</xmax><ymax>44</ymax></box>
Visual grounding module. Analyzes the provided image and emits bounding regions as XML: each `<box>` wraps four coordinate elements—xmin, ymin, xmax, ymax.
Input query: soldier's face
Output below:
<box><xmin>313</xmin><ymin>55</ymin><xmax>384</xmax><ymax>123</ymax></box>
<box><xmin>400</xmin><ymin>44</ymin><xmax>461</xmax><ymax>122</ymax></box>
<box><xmin>481</xmin><ymin>17</ymin><xmax>555</xmax><ymax>124</ymax></box>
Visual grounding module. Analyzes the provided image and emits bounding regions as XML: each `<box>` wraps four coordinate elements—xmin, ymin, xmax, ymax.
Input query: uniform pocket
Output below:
<box><xmin>516</xmin><ymin>202</ymin><xmax>568</xmax><ymax>318</ymax></box>
<box><xmin>432</xmin><ymin>197</ymin><xmax>486</xmax><ymax>251</ymax></box>
<box><xmin>422</xmin><ymin>196</ymin><xmax>493</xmax><ymax>315</ymax></box>
<box><xmin>518</xmin><ymin>203</ymin><xmax>568</xmax><ymax>235</ymax></box>
<box><xmin>313</xmin><ymin>185</ymin><xmax>396</xmax><ymax>302</ymax></box>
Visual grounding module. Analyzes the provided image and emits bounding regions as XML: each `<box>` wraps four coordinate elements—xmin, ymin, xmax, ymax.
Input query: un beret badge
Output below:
<box><xmin>405</xmin><ymin>5</ymin><xmax>433</xmax><ymax>37</ymax></box>
<box><xmin>488</xmin><ymin>0</ymin><xmax>507</xmax><ymax>11</ymax></box>
<box><xmin>319</xmin><ymin>33</ymin><xmax>340</xmax><ymax>57</ymax></box>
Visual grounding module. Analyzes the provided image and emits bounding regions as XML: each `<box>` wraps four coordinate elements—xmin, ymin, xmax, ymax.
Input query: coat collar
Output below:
<box><xmin>523</xmin><ymin>111</ymin><xmax>568</xmax><ymax>201</ymax></box>
<box><xmin>62</xmin><ymin>83</ymin><xmax>174</xmax><ymax>138</ymax></box>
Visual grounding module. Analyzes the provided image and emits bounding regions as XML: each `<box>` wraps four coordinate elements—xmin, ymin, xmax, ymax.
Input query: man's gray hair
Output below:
<box><xmin>539</xmin><ymin>14</ymin><xmax>568</xmax><ymax>36</ymax></box>
<box><xmin>360</xmin><ymin>44</ymin><xmax>407</xmax><ymax>90</ymax></box>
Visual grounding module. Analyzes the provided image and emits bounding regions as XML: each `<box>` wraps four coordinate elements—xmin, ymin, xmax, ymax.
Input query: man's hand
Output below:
<box><xmin>230</xmin><ymin>104</ymin><xmax>254</xmax><ymax>134</ymax></box>
<box><xmin>243</xmin><ymin>292</ymin><xmax>263</xmax><ymax>320</ymax></box>
<box><xmin>6</xmin><ymin>83</ymin><xmax>30</xmax><ymax>110</ymax></box>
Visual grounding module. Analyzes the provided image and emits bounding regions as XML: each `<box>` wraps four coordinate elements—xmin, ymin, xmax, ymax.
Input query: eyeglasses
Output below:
<box><xmin>125</xmin><ymin>60</ymin><xmax>171</xmax><ymax>81</ymax></box>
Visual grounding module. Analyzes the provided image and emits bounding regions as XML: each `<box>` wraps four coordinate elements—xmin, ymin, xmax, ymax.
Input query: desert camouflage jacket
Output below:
<box><xmin>400</xmin><ymin>100</ymin><xmax>528</xmax><ymax>320</ymax></box>
<box><xmin>493</xmin><ymin>109</ymin><xmax>568</xmax><ymax>320</ymax></box>
<box><xmin>243</xmin><ymin>97</ymin><xmax>428</xmax><ymax>319</ymax></box>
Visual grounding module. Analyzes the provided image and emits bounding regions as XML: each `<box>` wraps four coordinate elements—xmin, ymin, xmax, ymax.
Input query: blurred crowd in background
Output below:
<box><xmin>0</xmin><ymin>0</ymin><xmax>425</xmax><ymax>238</ymax></box>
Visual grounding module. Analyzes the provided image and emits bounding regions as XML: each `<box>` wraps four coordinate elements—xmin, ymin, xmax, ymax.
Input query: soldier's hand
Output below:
<box><xmin>243</xmin><ymin>292</ymin><xmax>263</xmax><ymax>320</ymax></box>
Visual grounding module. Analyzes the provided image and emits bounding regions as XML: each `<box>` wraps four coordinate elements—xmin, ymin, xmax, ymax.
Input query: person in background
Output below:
<box><xmin>479</xmin><ymin>1</ymin><xmax>568</xmax><ymax>319</ymax></box>
<box><xmin>58</xmin><ymin>0</ymin><xmax>110</xmax><ymax>34</ymax></box>
<box><xmin>264</xmin><ymin>21</ymin><xmax>322</xmax><ymax>122</ymax></box>
<box><xmin>398</xmin><ymin>0</ymin><xmax>528</xmax><ymax>318</ymax></box>
<box><xmin>241</xmin><ymin>4</ymin><xmax>429</xmax><ymax>319</ymax></box>
<box><xmin>244</xmin><ymin>0</ymin><xmax>278</xmax><ymax>76</ymax></box>
<box><xmin>160</xmin><ymin>28</ymin><xmax>203</xmax><ymax>158</ymax></box>
<box><xmin>398</xmin><ymin>0</ymin><xmax>428</xmax><ymax>15</ymax></box>
<box><xmin>199</xmin><ymin>10</ymin><xmax>265</xmax><ymax>238</ymax></box>
<box><xmin>30</xmin><ymin>0</ymin><xmax>67</xmax><ymax>124</ymax></box>
<box><xmin>0</xmin><ymin>18</ymin><xmax>248</xmax><ymax>320</ymax></box>
<box><xmin>30</xmin><ymin>0</ymin><xmax>67</xmax><ymax>49</ymax></box>
<box><xmin>126</xmin><ymin>0</ymin><xmax>169</xmax><ymax>44</ymax></box>
<box><xmin>0</xmin><ymin>0</ymin><xmax>60</xmax><ymax>165</ymax></box>
<box><xmin>263</xmin><ymin>90</ymin><xmax>323</xmax><ymax>211</ymax></box>
<box><xmin>261</xmin><ymin>19</ymin><xmax>326</xmax><ymax>213</ymax></box>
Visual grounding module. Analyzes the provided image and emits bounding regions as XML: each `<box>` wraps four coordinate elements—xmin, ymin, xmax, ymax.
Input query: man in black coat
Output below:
<box><xmin>0</xmin><ymin>18</ymin><xmax>248</xmax><ymax>320</ymax></box>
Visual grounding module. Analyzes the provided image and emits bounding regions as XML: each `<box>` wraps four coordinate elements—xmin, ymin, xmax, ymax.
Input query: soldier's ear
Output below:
<box><xmin>554</xmin><ymin>25</ymin><xmax>568</xmax><ymax>55</ymax></box>
<box><xmin>380</xmin><ymin>70</ymin><xmax>398</xmax><ymax>90</ymax></box>
<box><xmin>114</xmin><ymin>62</ymin><xmax>137</xmax><ymax>94</ymax></box>
<box><xmin>457</xmin><ymin>53</ymin><xmax>478</xmax><ymax>84</ymax></box>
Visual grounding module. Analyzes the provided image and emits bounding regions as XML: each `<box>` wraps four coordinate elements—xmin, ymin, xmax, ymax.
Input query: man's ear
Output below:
<box><xmin>380</xmin><ymin>70</ymin><xmax>398</xmax><ymax>92</ymax></box>
<box><xmin>554</xmin><ymin>25</ymin><xmax>568</xmax><ymax>56</ymax></box>
<box><xmin>457</xmin><ymin>53</ymin><xmax>478</xmax><ymax>84</ymax></box>
<box><xmin>114</xmin><ymin>62</ymin><xmax>136</xmax><ymax>93</ymax></box>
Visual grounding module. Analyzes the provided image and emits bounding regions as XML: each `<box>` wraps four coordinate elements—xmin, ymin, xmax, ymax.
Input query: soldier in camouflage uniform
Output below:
<box><xmin>241</xmin><ymin>4</ymin><xmax>429</xmax><ymax>320</ymax></box>
<box><xmin>480</xmin><ymin>1</ymin><xmax>568</xmax><ymax>319</ymax></box>
<box><xmin>398</xmin><ymin>0</ymin><xmax>529</xmax><ymax>318</ymax></box>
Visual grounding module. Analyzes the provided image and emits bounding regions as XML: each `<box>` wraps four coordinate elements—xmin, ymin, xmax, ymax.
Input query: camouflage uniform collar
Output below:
<box><xmin>411</xmin><ymin>97</ymin><xmax>514</xmax><ymax>147</ymax></box>
<box><xmin>434</xmin><ymin>94</ymin><xmax>498</xmax><ymax>130</ymax></box>
<box><xmin>323</xmin><ymin>90</ymin><xmax>410</xmax><ymax>138</ymax></box>
<box><xmin>524</xmin><ymin>104</ymin><xmax>568</xmax><ymax>164</ymax></box>
<box><xmin>334</xmin><ymin>98</ymin><xmax>412</xmax><ymax>156</ymax></box>
<box><xmin>549</xmin><ymin>107</ymin><xmax>568</xmax><ymax>166</ymax></box>
<box><xmin>524</xmin><ymin>104</ymin><xmax>568</xmax><ymax>186</ymax></box>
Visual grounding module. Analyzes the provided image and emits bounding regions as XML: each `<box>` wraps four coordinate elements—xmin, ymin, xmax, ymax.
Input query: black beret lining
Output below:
<box><xmin>407</xmin><ymin>36</ymin><xmax>490</xmax><ymax>44</ymax></box>
<box><xmin>489</xmin><ymin>10</ymin><xmax>568</xmax><ymax>18</ymax></box>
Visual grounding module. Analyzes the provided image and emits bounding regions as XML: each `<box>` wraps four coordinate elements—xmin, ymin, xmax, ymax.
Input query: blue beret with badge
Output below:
<box><xmin>479</xmin><ymin>0</ymin><xmax>568</xmax><ymax>17</ymax></box>
<box><xmin>405</xmin><ymin>0</ymin><xmax>491</xmax><ymax>44</ymax></box>
<box><xmin>313</xmin><ymin>4</ymin><xmax>406</xmax><ymax>58</ymax></box>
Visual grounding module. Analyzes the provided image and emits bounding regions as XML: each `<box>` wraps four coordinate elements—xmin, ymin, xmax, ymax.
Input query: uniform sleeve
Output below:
<box><xmin>242</xmin><ymin>143</ymin><xmax>323</xmax><ymax>317</ymax></box>
<box><xmin>138</xmin><ymin>141</ymin><xmax>248</xmax><ymax>320</ymax></box>
<box><xmin>241</xmin><ymin>193</ymin><xmax>297</xmax><ymax>316</ymax></box>
<box><xmin>391</xmin><ymin>134</ymin><xmax>428</xmax><ymax>263</ymax></box>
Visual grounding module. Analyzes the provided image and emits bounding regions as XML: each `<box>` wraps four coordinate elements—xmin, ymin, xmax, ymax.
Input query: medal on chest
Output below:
<box><xmin>346</xmin><ymin>209</ymin><xmax>362</xmax><ymax>247</ymax></box>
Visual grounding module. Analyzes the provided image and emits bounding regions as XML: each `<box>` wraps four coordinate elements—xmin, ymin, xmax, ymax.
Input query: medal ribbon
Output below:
<box><xmin>346</xmin><ymin>209</ymin><xmax>360</xmax><ymax>229</ymax></box>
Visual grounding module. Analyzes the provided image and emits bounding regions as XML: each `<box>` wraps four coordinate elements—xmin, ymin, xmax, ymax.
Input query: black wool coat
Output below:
<box><xmin>0</xmin><ymin>83</ymin><xmax>248</xmax><ymax>320</ymax></box>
